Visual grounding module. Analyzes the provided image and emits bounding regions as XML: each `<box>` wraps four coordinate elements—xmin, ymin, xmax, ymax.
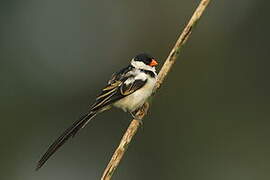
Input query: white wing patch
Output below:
<box><xmin>124</xmin><ymin>69</ymin><xmax>147</xmax><ymax>85</ymax></box>
<box><xmin>124</xmin><ymin>77</ymin><xmax>135</xmax><ymax>85</ymax></box>
<box><xmin>114</xmin><ymin>76</ymin><xmax>156</xmax><ymax>112</ymax></box>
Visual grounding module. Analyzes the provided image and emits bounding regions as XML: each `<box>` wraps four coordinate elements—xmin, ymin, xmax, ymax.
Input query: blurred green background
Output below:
<box><xmin>1</xmin><ymin>0</ymin><xmax>270</xmax><ymax>179</ymax></box>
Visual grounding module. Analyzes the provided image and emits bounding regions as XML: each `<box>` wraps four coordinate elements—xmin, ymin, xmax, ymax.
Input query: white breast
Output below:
<box><xmin>113</xmin><ymin>76</ymin><xmax>156</xmax><ymax>112</ymax></box>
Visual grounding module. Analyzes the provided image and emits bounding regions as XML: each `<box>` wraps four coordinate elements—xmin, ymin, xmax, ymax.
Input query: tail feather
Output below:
<box><xmin>36</xmin><ymin>111</ymin><xmax>97</xmax><ymax>170</ymax></box>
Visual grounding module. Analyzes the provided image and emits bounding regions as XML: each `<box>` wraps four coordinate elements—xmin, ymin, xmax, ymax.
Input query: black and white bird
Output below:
<box><xmin>36</xmin><ymin>53</ymin><xmax>158</xmax><ymax>170</ymax></box>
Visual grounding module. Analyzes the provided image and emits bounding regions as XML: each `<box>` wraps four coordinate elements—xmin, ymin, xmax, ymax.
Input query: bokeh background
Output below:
<box><xmin>1</xmin><ymin>0</ymin><xmax>270</xmax><ymax>179</ymax></box>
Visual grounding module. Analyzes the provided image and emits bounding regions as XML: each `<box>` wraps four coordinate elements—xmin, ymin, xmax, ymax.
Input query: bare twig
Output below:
<box><xmin>101</xmin><ymin>0</ymin><xmax>211</xmax><ymax>179</ymax></box>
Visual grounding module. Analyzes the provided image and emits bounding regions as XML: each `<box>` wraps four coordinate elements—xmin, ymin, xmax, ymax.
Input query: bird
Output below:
<box><xmin>36</xmin><ymin>53</ymin><xmax>158</xmax><ymax>170</ymax></box>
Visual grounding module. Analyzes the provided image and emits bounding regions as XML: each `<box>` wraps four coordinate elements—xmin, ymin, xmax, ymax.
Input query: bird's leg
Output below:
<box><xmin>130</xmin><ymin>102</ymin><xmax>150</xmax><ymax>126</ymax></box>
<box><xmin>129</xmin><ymin>110</ymin><xmax>143</xmax><ymax>126</ymax></box>
<box><xmin>129</xmin><ymin>111</ymin><xmax>137</xmax><ymax>119</ymax></box>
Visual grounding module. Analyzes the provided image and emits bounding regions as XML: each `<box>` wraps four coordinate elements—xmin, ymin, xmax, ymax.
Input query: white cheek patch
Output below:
<box><xmin>131</xmin><ymin>60</ymin><xmax>156</xmax><ymax>72</ymax></box>
<box><xmin>132</xmin><ymin>61</ymin><xmax>147</xmax><ymax>69</ymax></box>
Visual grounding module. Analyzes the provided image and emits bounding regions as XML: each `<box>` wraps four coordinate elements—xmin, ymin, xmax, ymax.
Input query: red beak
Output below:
<box><xmin>150</xmin><ymin>59</ymin><xmax>158</xmax><ymax>67</ymax></box>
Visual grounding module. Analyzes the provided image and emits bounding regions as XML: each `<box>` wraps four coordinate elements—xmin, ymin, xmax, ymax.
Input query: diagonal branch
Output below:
<box><xmin>101</xmin><ymin>0</ymin><xmax>211</xmax><ymax>179</ymax></box>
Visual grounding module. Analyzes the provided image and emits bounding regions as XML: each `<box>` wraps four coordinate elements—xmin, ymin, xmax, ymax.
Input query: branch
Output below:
<box><xmin>101</xmin><ymin>0</ymin><xmax>211</xmax><ymax>179</ymax></box>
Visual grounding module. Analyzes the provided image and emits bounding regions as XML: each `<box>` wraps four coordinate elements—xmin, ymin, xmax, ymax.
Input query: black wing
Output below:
<box><xmin>36</xmin><ymin>65</ymin><xmax>146</xmax><ymax>170</ymax></box>
<box><xmin>91</xmin><ymin>67</ymin><xmax>147</xmax><ymax>111</ymax></box>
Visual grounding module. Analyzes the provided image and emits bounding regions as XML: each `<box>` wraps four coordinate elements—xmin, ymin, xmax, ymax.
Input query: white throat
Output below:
<box><xmin>131</xmin><ymin>59</ymin><xmax>156</xmax><ymax>72</ymax></box>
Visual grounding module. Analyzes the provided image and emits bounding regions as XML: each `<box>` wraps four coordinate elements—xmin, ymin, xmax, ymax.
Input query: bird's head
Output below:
<box><xmin>131</xmin><ymin>53</ymin><xmax>158</xmax><ymax>71</ymax></box>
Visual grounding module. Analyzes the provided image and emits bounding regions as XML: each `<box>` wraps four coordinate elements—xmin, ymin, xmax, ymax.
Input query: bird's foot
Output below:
<box><xmin>129</xmin><ymin>111</ymin><xmax>143</xmax><ymax>125</ymax></box>
<box><xmin>130</xmin><ymin>102</ymin><xmax>150</xmax><ymax>126</ymax></box>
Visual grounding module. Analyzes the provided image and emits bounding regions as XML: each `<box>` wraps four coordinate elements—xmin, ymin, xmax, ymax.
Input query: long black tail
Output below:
<box><xmin>36</xmin><ymin>111</ymin><xmax>97</xmax><ymax>170</ymax></box>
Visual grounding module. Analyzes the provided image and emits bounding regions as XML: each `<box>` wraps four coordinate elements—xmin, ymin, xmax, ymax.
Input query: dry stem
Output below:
<box><xmin>101</xmin><ymin>0</ymin><xmax>211</xmax><ymax>179</ymax></box>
